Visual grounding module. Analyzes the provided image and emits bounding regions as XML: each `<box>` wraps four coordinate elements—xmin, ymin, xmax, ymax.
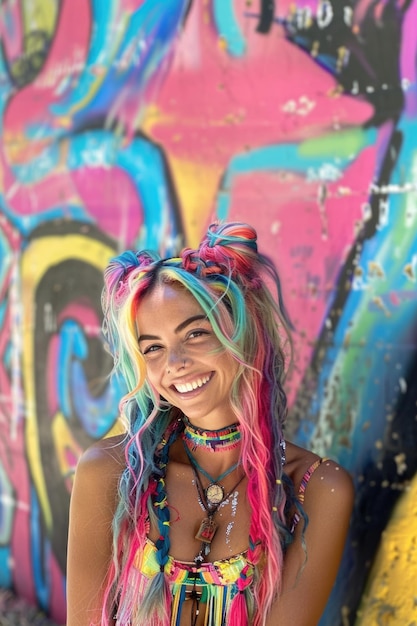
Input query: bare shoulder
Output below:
<box><xmin>285</xmin><ymin>441</ymin><xmax>354</xmax><ymax>509</ymax></box>
<box><xmin>72</xmin><ymin>434</ymin><xmax>127</xmax><ymax>511</ymax></box>
<box><xmin>76</xmin><ymin>434</ymin><xmax>126</xmax><ymax>477</ymax></box>
<box><xmin>309</xmin><ymin>457</ymin><xmax>354</xmax><ymax>497</ymax></box>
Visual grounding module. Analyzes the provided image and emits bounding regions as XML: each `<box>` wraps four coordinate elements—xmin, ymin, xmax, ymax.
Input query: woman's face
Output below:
<box><xmin>136</xmin><ymin>282</ymin><xmax>239</xmax><ymax>428</ymax></box>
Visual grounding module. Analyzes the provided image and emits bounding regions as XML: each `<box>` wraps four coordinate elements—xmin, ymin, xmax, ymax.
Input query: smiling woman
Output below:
<box><xmin>136</xmin><ymin>284</ymin><xmax>239</xmax><ymax>426</ymax></box>
<box><xmin>66</xmin><ymin>221</ymin><xmax>354</xmax><ymax>626</ymax></box>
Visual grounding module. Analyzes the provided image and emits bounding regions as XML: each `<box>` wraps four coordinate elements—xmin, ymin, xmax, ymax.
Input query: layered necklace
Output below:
<box><xmin>181</xmin><ymin>417</ymin><xmax>286</xmax><ymax>566</ymax></box>
<box><xmin>180</xmin><ymin>416</ymin><xmax>244</xmax><ymax>563</ymax></box>
<box><xmin>183</xmin><ymin>441</ymin><xmax>245</xmax><ymax>563</ymax></box>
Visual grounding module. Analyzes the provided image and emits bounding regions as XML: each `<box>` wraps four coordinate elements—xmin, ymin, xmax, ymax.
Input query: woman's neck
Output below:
<box><xmin>181</xmin><ymin>414</ymin><xmax>241</xmax><ymax>453</ymax></box>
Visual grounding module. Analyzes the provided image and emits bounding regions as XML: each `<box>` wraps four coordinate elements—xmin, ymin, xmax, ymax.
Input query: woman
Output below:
<box><xmin>66</xmin><ymin>222</ymin><xmax>354</xmax><ymax>626</ymax></box>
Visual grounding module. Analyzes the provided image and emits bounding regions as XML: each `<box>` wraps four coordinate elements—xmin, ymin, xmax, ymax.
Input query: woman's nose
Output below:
<box><xmin>166</xmin><ymin>347</ymin><xmax>187</xmax><ymax>373</ymax></box>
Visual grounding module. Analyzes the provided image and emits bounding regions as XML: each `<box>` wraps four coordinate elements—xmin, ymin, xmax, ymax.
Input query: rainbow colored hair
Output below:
<box><xmin>100</xmin><ymin>222</ymin><xmax>295</xmax><ymax>626</ymax></box>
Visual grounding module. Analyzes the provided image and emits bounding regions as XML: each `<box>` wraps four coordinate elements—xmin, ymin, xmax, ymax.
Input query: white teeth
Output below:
<box><xmin>175</xmin><ymin>374</ymin><xmax>210</xmax><ymax>394</ymax></box>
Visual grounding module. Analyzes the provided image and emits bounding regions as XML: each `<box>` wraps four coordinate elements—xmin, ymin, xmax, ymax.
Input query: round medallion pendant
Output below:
<box><xmin>205</xmin><ymin>483</ymin><xmax>224</xmax><ymax>506</ymax></box>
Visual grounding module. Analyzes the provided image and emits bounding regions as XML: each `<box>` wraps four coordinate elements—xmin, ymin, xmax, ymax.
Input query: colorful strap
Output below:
<box><xmin>297</xmin><ymin>457</ymin><xmax>329</xmax><ymax>504</ymax></box>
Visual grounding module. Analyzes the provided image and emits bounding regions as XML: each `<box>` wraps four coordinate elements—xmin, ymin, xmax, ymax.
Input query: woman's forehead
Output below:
<box><xmin>137</xmin><ymin>283</ymin><xmax>204</xmax><ymax>320</ymax></box>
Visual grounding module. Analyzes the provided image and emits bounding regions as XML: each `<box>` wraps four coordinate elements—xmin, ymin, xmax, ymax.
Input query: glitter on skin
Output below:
<box><xmin>226</xmin><ymin>521</ymin><xmax>234</xmax><ymax>544</ymax></box>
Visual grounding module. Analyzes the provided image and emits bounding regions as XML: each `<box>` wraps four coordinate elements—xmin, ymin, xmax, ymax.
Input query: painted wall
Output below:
<box><xmin>0</xmin><ymin>1</ymin><xmax>416</xmax><ymax>624</ymax></box>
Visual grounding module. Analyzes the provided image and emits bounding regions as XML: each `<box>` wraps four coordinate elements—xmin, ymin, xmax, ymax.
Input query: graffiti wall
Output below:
<box><xmin>0</xmin><ymin>1</ymin><xmax>416</xmax><ymax>624</ymax></box>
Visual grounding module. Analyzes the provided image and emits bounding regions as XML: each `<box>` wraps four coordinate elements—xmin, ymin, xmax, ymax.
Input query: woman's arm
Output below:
<box><xmin>267</xmin><ymin>459</ymin><xmax>355</xmax><ymax>626</ymax></box>
<box><xmin>66</xmin><ymin>437</ymin><xmax>125</xmax><ymax>626</ymax></box>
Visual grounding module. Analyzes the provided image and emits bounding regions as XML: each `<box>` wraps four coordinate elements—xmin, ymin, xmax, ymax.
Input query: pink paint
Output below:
<box><xmin>0</xmin><ymin>2</ymin><xmax>24</xmax><ymax>60</ymax></box>
<box><xmin>0</xmin><ymin>0</ymin><xmax>377</xmax><ymax>191</ymax></box>
<box><xmin>146</xmin><ymin>1</ymin><xmax>377</xmax><ymax>403</ymax></box>
<box><xmin>0</xmin><ymin>290</ymin><xmax>12</xmax><ymax>422</ymax></box>
<box><xmin>45</xmin><ymin>303</ymin><xmax>102</xmax><ymax>414</ymax></box>
<box><xmin>389</xmin><ymin>292</ymin><xmax>401</xmax><ymax>306</ymax></box>
<box><xmin>8</xmin><ymin>425</ymin><xmax>35</xmax><ymax>605</ymax></box>
<box><xmin>46</xmin><ymin>336</ymin><xmax>59</xmax><ymax>416</ymax></box>
<box><xmin>3</xmin><ymin>0</ymin><xmax>92</xmax><ymax>157</ymax></box>
<box><xmin>4</xmin><ymin>170</ymin><xmax>82</xmax><ymax>216</ymax></box>
<box><xmin>3</xmin><ymin>164</ymin><xmax>142</xmax><ymax>248</ymax></box>
<box><xmin>120</xmin><ymin>0</ymin><xmax>147</xmax><ymax>11</ymax></box>
<box><xmin>57</xmin><ymin>302</ymin><xmax>100</xmax><ymax>331</ymax></box>
<box><xmin>152</xmin><ymin>1</ymin><xmax>373</xmax><ymax>171</ymax></box>
<box><xmin>48</xmin><ymin>555</ymin><xmax>67</xmax><ymax>625</ymax></box>
<box><xmin>71</xmin><ymin>166</ymin><xmax>143</xmax><ymax>247</ymax></box>
<box><xmin>200</xmin><ymin>147</ymin><xmax>375</xmax><ymax>403</ymax></box>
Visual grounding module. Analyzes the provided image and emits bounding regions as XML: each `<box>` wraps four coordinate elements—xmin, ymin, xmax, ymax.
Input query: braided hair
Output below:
<box><xmin>100</xmin><ymin>222</ymin><xmax>294</xmax><ymax>626</ymax></box>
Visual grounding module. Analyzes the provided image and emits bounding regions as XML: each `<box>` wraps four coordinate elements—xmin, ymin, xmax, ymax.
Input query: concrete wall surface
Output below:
<box><xmin>0</xmin><ymin>1</ymin><xmax>416</xmax><ymax>624</ymax></box>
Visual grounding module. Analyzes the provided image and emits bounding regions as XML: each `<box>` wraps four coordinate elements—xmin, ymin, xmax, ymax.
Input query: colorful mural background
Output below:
<box><xmin>0</xmin><ymin>1</ymin><xmax>416</xmax><ymax>624</ymax></box>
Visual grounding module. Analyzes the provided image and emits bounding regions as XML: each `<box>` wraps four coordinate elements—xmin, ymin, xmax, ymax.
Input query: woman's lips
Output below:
<box><xmin>172</xmin><ymin>373</ymin><xmax>213</xmax><ymax>394</ymax></box>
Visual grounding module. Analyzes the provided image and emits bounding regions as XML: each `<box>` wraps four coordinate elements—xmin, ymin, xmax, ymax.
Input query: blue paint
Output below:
<box><xmin>68</xmin><ymin>130</ymin><xmax>179</xmax><ymax>251</ymax></box>
<box><xmin>117</xmin><ymin>135</ymin><xmax>179</xmax><ymax>251</ymax></box>
<box><xmin>212</xmin><ymin>0</ymin><xmax>246</xmax><ymax>56</ymax></box>
<box><xmin>51</xmin><ymin>0</ymin><xmax>190</xmax><ymax>123</ymax></box>
<box><xmin>71</xmin><ymin>362</ymin><xmax>123</xmax><ymax>438</ymax></box>
<box><xmin>57</xmin><ymin>319</ymin><xmax>123</xmax><ymax>438</ymax></box>
<box><xmin>0</xmin><ymin>45</ymin><xmax>13</xmax><ymax>117</ymax></box>
<box><xmin>215</xmin><ymin>129</ymin><xmax>376</xmax><ymax>219</ymax></box>
<box><xmin>0</xmin><ymin>462</ymin><xmax>15</xmax><ymax>545</ymax></box>
<box><xmin>0</xmin><ymin>197</ymin><xmax>91</xmax><ymax>237</ymax></box>
<box><xmin>50</xmin><ymin>0</ymin><xmax>118</xmax><ymax>116</ymax></box>
<box><xmin>0</xmin><ymin>228</ymin><xmax>10</xmax><ymax>285</ymax></box>
<box><xmin>12</xmin><ymin>143</ymin><xmax>60</xmax><ymax>184</ymax></box>
<box><xmin>58</xmin><ymin>320</ymin><xmax>88</xmax><ymax>420</ymax></box>
<box><xmin>6</xmin><ymin>126</ymin><xmax>181</xmax><ymax>248</ymax></box>
<box><xmin>0</xmin><ymin>548</ymin><xmax>12</xmax><ymax>587</ymax></box>
<box><xmin>29</xmin><ymin>488</ymin><xmax>50</xmax><ymax>610</ymax></box>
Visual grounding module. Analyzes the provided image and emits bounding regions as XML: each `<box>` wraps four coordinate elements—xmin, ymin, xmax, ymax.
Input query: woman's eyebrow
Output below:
<box><xmin>138</xmin><ymin>314</ymin><xmax>207</xmax><ymax>343</ymax></box>
<box><xmin>175</xmin><ymin>314</ymin><xmax>207</xmax><ymax>334</ymax></box>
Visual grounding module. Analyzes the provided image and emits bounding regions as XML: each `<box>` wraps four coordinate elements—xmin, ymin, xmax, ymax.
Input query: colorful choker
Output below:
<box><xmin>181</xmin><ymin>415</ymin><xmax>242</xmax><ymax>452</ymax></box>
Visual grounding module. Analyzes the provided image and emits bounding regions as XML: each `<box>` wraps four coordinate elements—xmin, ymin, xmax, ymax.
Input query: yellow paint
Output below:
<box><xmin>22</xmin><ymin>233</ymin><xmax>115</xmax><ymax>532</ymax></box>
<box><xmin>22</xmin><ymin>0</ymin><xmax>58</xmax><ymax>36</ymax></box>
<box><xmin>105</xmin><ymin>418</ymin><xmax>126</xmax><ymax>437</ymax></box>
<box><xmin>403</xmin><ymin>262</ymin><xmax>416</xmax><ymax>281</ymax></box>
<box><xmin>52</xmin><ymin>411</ymin><xmax>125</xmax><ymax>491</ymax></box>
<box><xmin>368</xmin><ymin>261</ymin><xmax>385</xmax><ymax>279</ymax></box>
<box><xmin>141</xmin><ymin>103</ymin><xmax>225</xmax><ymax>246</ymax></box>
<box><xmin>355</xmin><ymin>474</ymin><xmax>417</xmax><ymax>625</ymax></box>
<box><xmin>141</xmin><ymin>104</ymin><xmax>177</xmax><ymax>136</ymax></box>
<box><xmin>218</xmin><ymin>36</ymin><xmax>228</xmax><ymax>52</ymax></box>
<box><xmin>167</xmin><ymin>156</ymin><xmax>223</xmax><ymax>247</ymax></box>
<box><xmin>51</xmin><ymin>411</ymin><xmax>84</xmax><ymax>489</ymax></box>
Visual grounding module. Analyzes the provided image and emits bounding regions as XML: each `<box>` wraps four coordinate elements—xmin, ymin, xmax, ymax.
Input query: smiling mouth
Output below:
<box><xmin>173</xmin><ymin>373</ymin><xmax>212</xmax><ymax>394</ymax></box>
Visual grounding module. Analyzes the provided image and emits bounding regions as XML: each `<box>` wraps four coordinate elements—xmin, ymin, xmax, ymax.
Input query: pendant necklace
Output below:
<box><xmin>189</xmin><ymin>462</ymin><xmax>245</xmax><ymax>563</ymax></box>
<box><xmin>183</xmin><ymin>441</ymin><xmax>241</xmax><ymax>507</ymax></box>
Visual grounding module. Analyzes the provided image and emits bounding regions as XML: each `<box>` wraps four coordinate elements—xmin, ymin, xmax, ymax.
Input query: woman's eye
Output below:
<box><xmin>143</xmin><ymin>344</ymin><xmax>162</xmax><ymax>355</ymax></box>
<box><xmin>188</xmin><ymin>329</ymin><xmax>209</xmax><ymax>340</ymax></box>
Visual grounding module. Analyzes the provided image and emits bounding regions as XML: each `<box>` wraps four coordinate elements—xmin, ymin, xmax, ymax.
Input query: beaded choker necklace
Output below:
<box><xmin>181</xmin><ymin>415</ymin><xmax>241</xmax><ymax>452</ymax></box>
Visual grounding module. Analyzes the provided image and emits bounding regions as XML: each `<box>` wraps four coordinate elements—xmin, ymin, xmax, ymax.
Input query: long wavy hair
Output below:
<box><xmin>100</xmin><ymin>222</ymin><xmax>295</xmax><ymax>626</ymax></box>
